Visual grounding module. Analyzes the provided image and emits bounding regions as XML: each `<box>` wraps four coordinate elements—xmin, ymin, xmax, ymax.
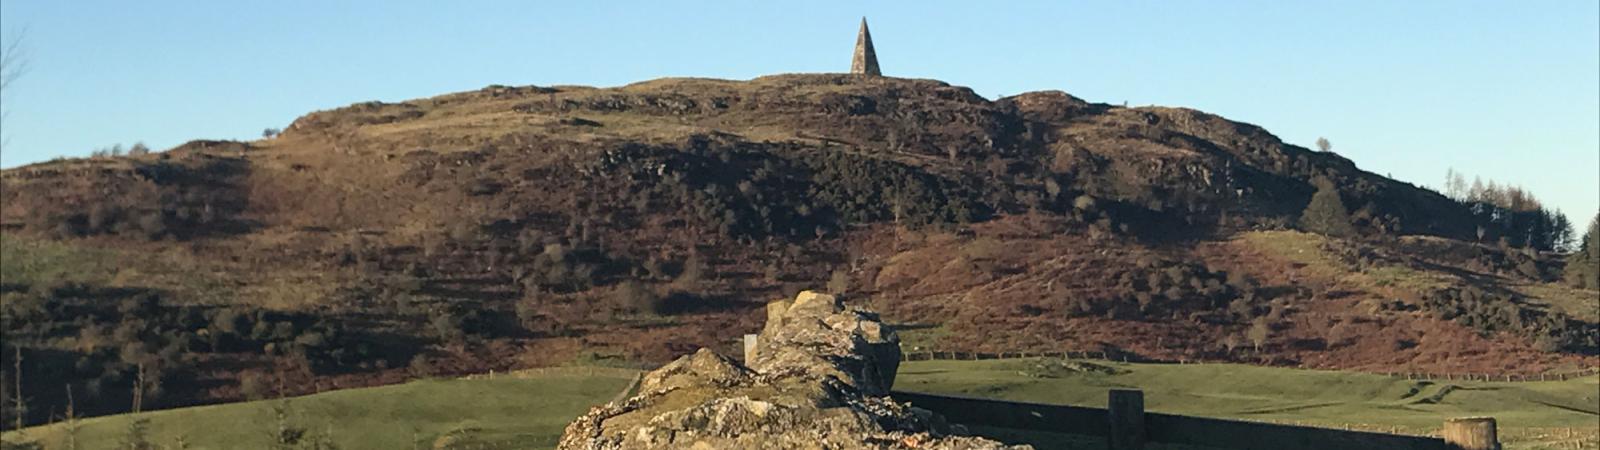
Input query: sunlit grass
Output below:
<box><xmin>898</xmin><ymin>358</ymin><xmax>1599</xmax><ymax>450</ymax></box>
<box><xmin>6</xmin><ymin>370</ymin><xmax>635</xmax><ymax>450</ymax></box>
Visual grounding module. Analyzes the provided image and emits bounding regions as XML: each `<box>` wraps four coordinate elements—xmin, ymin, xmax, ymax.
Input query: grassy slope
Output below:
<box><xmin>1517</xmin><ymin>282</ymin><xmax>1600</xmax><ymax>324</ymax></box>
<box><xmin>0</xmin><ymin>233</ymin><xmax>239</xmax><ymax>306</ymax></box>
<box><xmin>897</xmin><ymin>359</ymin><xmax>1599</xmax><ymax>450</ymax></box>
<box><xmin>1</xmin><ymin>235</ymin><xmax>125</xmax><ymax>289</ymax></box>
<box><xmin>1240</xmin><ymin>230</ymin><xmax>1598</xmax><ymax>323</ymax></box>
<box><xmin>3</xmin><ymin>370</ymin><xmax>634</xmax><ymax>450</ymax></box>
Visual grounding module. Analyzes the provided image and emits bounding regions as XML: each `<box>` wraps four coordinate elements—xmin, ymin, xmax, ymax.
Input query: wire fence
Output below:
<box><xmin>457</xmin><ymin>365</ymin><xmax>642</xmax><ymax>381</ymax></box>
<box><xmin>893</xmin><ymin>390</ymin><xmax>1465</xmax><ymax>450</ymax></box>
<box><xmin>897</xmin><ymin>349</ymin><xmax>1600</xmax><ymax>382</ymax></box>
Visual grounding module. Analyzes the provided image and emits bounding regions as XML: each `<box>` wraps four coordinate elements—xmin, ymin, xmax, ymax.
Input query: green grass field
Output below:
<box><xmin>896</xmin><ymin>359</ymin><xmax>1600</xmax><ymax>450</ymax></box>
<box><xmin>5</xmin><ymin>360</ymin><xmax>1595</xmax><ymax>450</ymax></box>
<box><xmin>2</xmin><ymin>369</ymin><xmax>635</xmax><ymax>450</ymax></box>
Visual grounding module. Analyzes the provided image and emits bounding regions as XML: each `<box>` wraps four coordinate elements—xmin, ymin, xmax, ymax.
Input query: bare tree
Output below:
<box><xmin>0</xmin><ymin>29</ymin><xmax>24</xmax><ymax>94</ymax></box>
<box><xmin>1248</xmin><ymin>317</ymin><xmax>1271</xmax><ymax>352</ymax></box>
<box><xmin>10</xmin><ymin>346</ymin><xmax>24</xmax><ymax>431</ymax></box>
<box><xmin>64</xmin><ymin>384</ymin><xmax>79</xmax><ymax>450</ymax></box>
<box><xmin>1444</xmin><ymin>168</ymin><xmax>1458</xmax><ymax>199</ymax></box>
<box><xmin>1314</xmin><ymin>137</ymin><xmax>1332</xmax><ymax>153</ymax></box>
<box><xmin>1444</xmin><ymin>168</ymin><xmax>1468</xmax><ymax>201</ymax></box>
<box><xmin>0</xmin><ymin>29</ymin><xmax>28</xmax><ymax>150</ymax></box>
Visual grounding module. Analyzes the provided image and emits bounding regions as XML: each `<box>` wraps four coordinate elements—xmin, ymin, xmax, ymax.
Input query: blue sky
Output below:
<box><xmin>2</xmin><ymin>1</ymin><xmax>1596</xmax><ymax>220</ymax></box>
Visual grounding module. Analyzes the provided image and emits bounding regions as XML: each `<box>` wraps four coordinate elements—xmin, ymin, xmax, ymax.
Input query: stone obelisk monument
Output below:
<box><xmin>851</xmin><ymin>17</ymin><xmax>881</xmax><ymax>76</ymax></box>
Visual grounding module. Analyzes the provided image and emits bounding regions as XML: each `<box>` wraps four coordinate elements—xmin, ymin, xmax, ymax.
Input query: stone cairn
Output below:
<box><xmin>557</xmin><ymin>291</ymin><xmax>1025</xmax><ymax>449</ymax></box>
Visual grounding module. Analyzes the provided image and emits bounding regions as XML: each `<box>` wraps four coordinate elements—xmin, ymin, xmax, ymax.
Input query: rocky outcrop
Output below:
<box><xmin>751</xmin><ymin>291</ymin><xmax>902</xmax><ymax>395</ymax></box>
<box><xmin>556</xmin><ymin>290</ymin><xmax>1026</xmax><ymax>450</ymax></box>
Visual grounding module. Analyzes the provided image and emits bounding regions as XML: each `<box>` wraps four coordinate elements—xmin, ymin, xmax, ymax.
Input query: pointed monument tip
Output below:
<box><xmin>850</xmin><ymin>17</ymin><xmax>881</xmax><ymax>76</ymax></box>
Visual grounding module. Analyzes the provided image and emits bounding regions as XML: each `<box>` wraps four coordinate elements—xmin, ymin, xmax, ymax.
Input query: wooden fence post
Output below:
<box><xmin>1442</xmin><ymin>417</ymin><xmax>1497</xmax><ymax>450</ymax></box>
<box><xmin>743</xmin><ymin>334</ymin><xmax>758</xmax><ymax>365</ymax></box>
<box><xmin>1108</xmin><ymin>389</ymin><xmax>1145</xmax><ymax>450</ymax></box>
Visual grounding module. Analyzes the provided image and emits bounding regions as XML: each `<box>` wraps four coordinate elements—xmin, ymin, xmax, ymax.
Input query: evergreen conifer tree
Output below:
<box><xmin>1563</xmin><ymin>214</ymin><xmax>1600</xmax><ymax>289</ymax></box>
<box><xmin>1299</xmin><ymin>178</ymin><xmax>1357</xmax><ymax>238</ymax></box>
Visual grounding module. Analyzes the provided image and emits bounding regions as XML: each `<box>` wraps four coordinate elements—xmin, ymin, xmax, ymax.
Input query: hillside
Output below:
<box><xmin>1</xmin><ymin>74</ymin><xmax>1595</xmax><ymax>427</ymax></box>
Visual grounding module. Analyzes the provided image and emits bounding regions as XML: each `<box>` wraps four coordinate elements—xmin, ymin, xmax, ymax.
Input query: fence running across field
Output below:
<box><xmin>457</xmin><ymin>365</ymin><xmax>642</xmax><ymax>381</ymax></box>
<box><xmin>897</xmin><ymin>349</ymin><xmax>1600</xmax><ymax>382</ymax></box>
<box><xmin>890</xmin><ymin>389</ymin><xmax>1501</xmax><ymax>450</ymax></box>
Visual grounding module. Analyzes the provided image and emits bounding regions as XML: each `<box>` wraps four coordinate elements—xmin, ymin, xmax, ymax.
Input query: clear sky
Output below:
<box><xmin>2</xmin><ymin>1</ymin><xmax>1596</xmax><ymax>220</ymax></box>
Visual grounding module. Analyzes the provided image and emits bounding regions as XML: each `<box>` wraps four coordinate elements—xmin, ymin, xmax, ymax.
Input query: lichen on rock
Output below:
<box><xmin>557</xmin><ymin>290</ymin><xmax>1028</xmax><ymax>449</ymax></box>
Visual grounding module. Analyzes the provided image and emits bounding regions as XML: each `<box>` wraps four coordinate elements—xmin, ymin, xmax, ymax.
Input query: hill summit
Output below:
<box><xmin>8</xmin><ymin>74</ymin><xmax>1482</xmax><ymax>238</ymax></box>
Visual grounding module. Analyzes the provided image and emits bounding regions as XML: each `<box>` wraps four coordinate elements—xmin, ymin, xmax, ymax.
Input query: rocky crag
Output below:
<box><xmin>556</xmin><ymin>291</ymin><xmax>1024</xmax><ymax>449</ymax></box>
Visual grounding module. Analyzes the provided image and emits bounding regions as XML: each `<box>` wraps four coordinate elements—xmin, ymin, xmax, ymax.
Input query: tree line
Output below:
<box><xmin>1441</xmin><ymin>168</ymin><xmax>1578</xmax><ymax>253</ymax></box>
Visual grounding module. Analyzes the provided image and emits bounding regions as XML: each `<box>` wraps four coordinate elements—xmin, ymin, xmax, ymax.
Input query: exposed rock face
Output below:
<box><xmin>752</xmin><ymin>291</ymin><xmax>903</xmax><ymax>395</ymax></box>
<box><xmin>557</xmin><ymin>291</ymin><xmax>1026</xmax><ymax>449</ymax></box>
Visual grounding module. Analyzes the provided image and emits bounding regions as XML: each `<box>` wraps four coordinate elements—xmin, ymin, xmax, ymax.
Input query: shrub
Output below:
<box><xmin>801</xmin><ymin>150</ymin><xmax>988</xmax><ymax>227</ymax></box>
<box><xmin>1422</xmin><ymin>286</ymin><xmax>1597</xmax><ymax>354</ymax></box>
<box><xmin>86</xmin><ymin>204</ymin><xmax>124</xmax><ymax>232</ymax></box>
<box><xmin>675</xmin><ymin>253</ymin><xmax>706</xmax><ymax>288</ymax></box>
<box><xmin>1326</xmin><ymin>319</ymin><xmax>1351</xmax><ymax>348</ymax></box>
<box><xmin>826</xmin><ymin>269</ymin><xmax>850</xmax><ymax>295</ymax></box>
<box><xmin>119</xmin><ymin>418</ymin><xmax>154</xmax><ymax>450</ymax></box>
<box><xmin>135</xmin><ymin>212</ymin><xmax>167</xmax><ymax>240</ymax></box>
<box><xmin>1064</xmin><ymin>297</ymin><xmax>1096</xmax><ymax>317</ymax></box>
<box><xmin>240</xmin><ymin>372</ymin><xmax>271</xmax><ymax>400</ymax></box>
<box><xmin>515</xmin><ymin>289</ymin><xmax>543</xmax><ymax>326</ymax></box>
<box><xmin>430</xmin><ymin>311</ymin><xmax>467</xmax><ymax>344</ymax></box>
<box><xmin>518</xmin><ymin>244</ymin><xmax>619</xmax><ymax>292</ymax></box>
<box><xmin>612</xmin><ymin>280</ymin><xmax>662</xmax><ymax>315</ymax></box>
<box><xmin>1102</xmin><ymin>259</ymin><xmax>1261</xmax><ymax>323</ymax></box>
<box><xmin>408</xmin><ymin>356</ymin><xmax>434</xmax><ymax>378</ymax></box>
<box><xmin>642</xmin><ymin>257</ymin><xmax>667</xmax><ymax>281</ymax></box>
<box><xmin>210</xmin><ymin>308</ymin><xmax>249</xmax><ymax>337</ymax></box>
<box><xmin>513</xmin><ymin>289</ymin><xmax>571</xmax><ymax>336</ymax></box>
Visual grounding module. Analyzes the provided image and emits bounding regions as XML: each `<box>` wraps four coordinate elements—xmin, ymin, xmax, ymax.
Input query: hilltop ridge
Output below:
<box><xmin>6</xmin><ymin>74</ymin><xmax>1479</xmax><ymax>241</ymax></box>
